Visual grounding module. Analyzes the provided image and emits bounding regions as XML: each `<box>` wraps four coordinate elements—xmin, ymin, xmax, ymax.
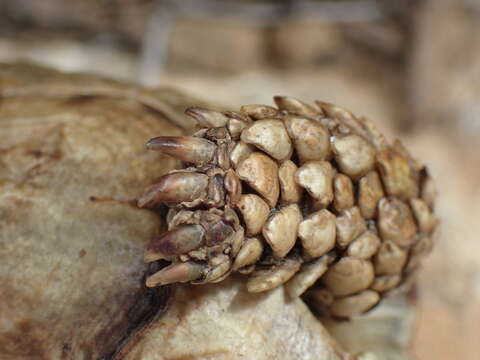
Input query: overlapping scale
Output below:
<box><xmin>139</xmin><ymin>96</ymin><xmax>438</xmax><ymax>318</ymax></box>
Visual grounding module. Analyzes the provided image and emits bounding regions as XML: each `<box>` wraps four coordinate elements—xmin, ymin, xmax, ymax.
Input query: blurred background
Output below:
<box><xmin>0</xmin><ymin>1</ymin><xmax>479</xmax><ymax>359</ymax></box>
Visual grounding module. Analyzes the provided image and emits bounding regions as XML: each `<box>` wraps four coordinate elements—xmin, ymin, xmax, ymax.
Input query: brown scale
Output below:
<box><xmin>138</xmin><ymin>96</ymin><xmax>438</xmax><ymax>318</ymax></box>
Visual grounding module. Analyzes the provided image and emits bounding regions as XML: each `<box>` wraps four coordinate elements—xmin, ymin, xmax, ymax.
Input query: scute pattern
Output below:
<box><xmin>138</xmin><ymin>97</ymin><xmax>438</xmax><ymax>318</ymax></box>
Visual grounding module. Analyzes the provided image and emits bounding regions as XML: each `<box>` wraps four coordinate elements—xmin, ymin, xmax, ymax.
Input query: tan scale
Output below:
<box><xmin>240</xmin><ymin>104</ymin><xmax>278</xmax><ymax>120</ymax></box>
<box><xmin>378</xmin><ymin>197</ymin><xmax>418</xmax><ymax>247</ymax></box>
<box><xmin>278</xmin><ymin>160</ymin><xmax>303</xmax><ymax>204</ymax></box>
<box><xmin>374</xmin><ymin>241</ymin><xmax>408</xmax><ymax>275</ymax></box>
<box><xmin>405</xmin><ymin>235</ymin><xmax>434</xmax><ymax>272</ymax></box>
<box><xmin>295</xmin><ymin>160</ymin><xmax>335</xmax><ymax>208</ymax></box>
<box><xmin>236</xmin><ymin>194</ymin><xmax>270</xmax><ymax>236</ymax></box>
<box><xmin>229</xmin><ymin>141</ymin><xmax>255</xmax><ymax>168</ymax></box>
<box><xmin>335</xmin><ymin>207</ymin><xmax>367</xmax><ymax>248</ymax></box>
<box><xmin>346</xmin><ymin>231</ymin><xmax>381</xmax><ymax>260</ymax></box>
<box><xmin>332</xmin><ymin>173</ymin><xmax>355</xmax><ymax>213</ymax></box>
<box><xmin>232</xmin><ymin>237</ymin><xmax>264</xmax><ymax>271</ymax></box>
<box><xmin>377</xmin><ymin>147</ymin><xmax>419</xmax><ymax>200</ymax></box>
<box><xmin>262</xmin><ymin>204</ymin><xmax>302</xmax><ymax>259</ymax></box>
<box><xmin>332</xmin><ymin>134</ymin><xmax>376</xmax><ymax>179</ymax></box>
<box><xmin>241</xmin><ymin>119</ymin><xmax>293</xmax><ymax>161</ymax></box>
<box><xmin>322</xmin><ymin>257</ymin><xmax>375</xmax><ymax>296</ymax></box>
<box><xmin>370</xmin><ymin>275</ymin><xmax>402</xmax><ymax>292</ymax></box>
<box><xmin>298</xmin><ymin>209</ymin><xmax>336</xmax><ymax>259</ymax></box>
<box><xmin>283</xmin><ymin>116</ymin><xmax>331</xmax><ymax>163</ymax></box>
<box><xmin>236</xmin><ymin>152</ymin><xmax>279</xmax><ymax>207</ymax></box>
<box><xmin>410</xmin><ymin>198</ymin><xmax>437</xmax><ymax>233</ymax></box>
<box><xmin>286</xmin><ymin>254</ymin><xmax>334</xmax><ymax>298</ymax></box>
<box><xmin>329</xmin><ymin>290</ymin><xmax>380</xmax><ymax>318</ymax></box>
<box><xmin>357</xmin><ymin>170</ymin><xmax>385</xmax><ymax>219</ymax></box>
<box><xmin>246</xmin><ymin>256</ymin><xmax>302</xmax><ymax>293</ymax></box>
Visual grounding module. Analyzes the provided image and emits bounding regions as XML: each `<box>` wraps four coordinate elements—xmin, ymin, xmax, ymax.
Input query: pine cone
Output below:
<box><xmin>138</xmin><ymin>96</ymin><xmax>438</xmax><ymax>318</ymax></box>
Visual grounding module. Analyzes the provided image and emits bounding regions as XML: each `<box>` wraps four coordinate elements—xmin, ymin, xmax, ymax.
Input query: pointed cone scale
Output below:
<box><xmin>144</xmin><ymin>225</ymin><xmax>205</xmax><ymax>262</ymax></box>
<box><xmin>137</xmin><ymin>172</ymin><xmax>208</xmax><ymax>207</ymax></box>
<box><xmin>274</xmin><ymin>96</ymin><xmax>321</xmax><ymax>118</ymax></box>
<box><xmin>145</xmin><ymin>261</ymin><xmax>205</xmax><ymax>287</ymax></box>
<box><xmin>185</xmin><ymin>106</ymin><xmax>229</xmax><ymax>127</ymax></box>
<box><xmin>232</xmin><ymin>237</ymin><xmax>263</xmax><ymax>271</ymax></box>
<box><xmin>146</xmin><ymin>136</ymin><xmax>216</xmax><ymax>165</ymax></box>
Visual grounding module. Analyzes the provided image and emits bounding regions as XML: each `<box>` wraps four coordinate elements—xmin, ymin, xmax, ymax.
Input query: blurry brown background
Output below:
<box><xmin>1</xmin><ymin>1</ymin><xmax>479</xmax><ymax>359</ymax></box>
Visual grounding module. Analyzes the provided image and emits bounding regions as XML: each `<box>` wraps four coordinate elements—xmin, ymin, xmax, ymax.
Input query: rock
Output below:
<box><xmin>0</xmin><ymin>63</ymin><xmax>184</xmax><ymax>358</ymax></box>
<box><xmin>119</xmin><ymin>277</ymin><xmax>348</xmax><ymax>360</ymax></box>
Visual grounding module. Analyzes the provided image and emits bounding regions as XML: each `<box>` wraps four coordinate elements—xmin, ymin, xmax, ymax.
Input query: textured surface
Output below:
<box><xmin>0</xmin><ymin>64</ymin><xmax>183</xmax><ymax>358</ymax></box>
<box><xmin>120</xmin><ymin>277</ymin><xmax>349</xmax><ymax>360</ymax></box>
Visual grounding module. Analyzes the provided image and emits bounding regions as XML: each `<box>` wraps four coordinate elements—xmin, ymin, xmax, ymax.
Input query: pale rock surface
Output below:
<box><xmin>121</xmin><ymin>277</ymin><xmax>350</xmax><ymax>360</ymax></box>
<box><xmin>0</xmin><ymin>63</ymin><xmax>183</xmax><ymax>358</ymax></box>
